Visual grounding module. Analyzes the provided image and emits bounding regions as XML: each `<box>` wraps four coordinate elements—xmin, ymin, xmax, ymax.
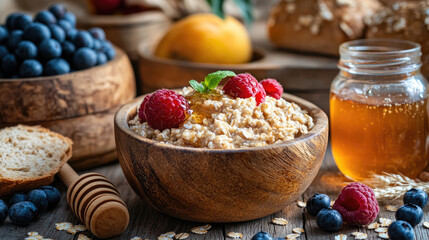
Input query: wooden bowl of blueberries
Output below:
<box><xmin>115</xmin><ymin>71</ymin><xmax>329</xmax><ymax>222</ymax></box>
<box><xmin>0</xmin><ymin>4</ymin><xmax>136</xmax><ymax>169</ymax></box>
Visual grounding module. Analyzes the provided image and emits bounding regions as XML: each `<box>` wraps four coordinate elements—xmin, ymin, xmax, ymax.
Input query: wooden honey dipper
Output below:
<box><xmin>57</xmin><ymin>163</ymin><xmax>129</xmax><ymax>239</ymax></box>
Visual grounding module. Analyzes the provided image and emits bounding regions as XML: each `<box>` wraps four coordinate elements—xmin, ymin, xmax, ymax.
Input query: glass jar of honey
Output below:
<box><xmin>330</xmin><ymin>39</ymin><xmax>429</xmax><ymax>181</ymax></box>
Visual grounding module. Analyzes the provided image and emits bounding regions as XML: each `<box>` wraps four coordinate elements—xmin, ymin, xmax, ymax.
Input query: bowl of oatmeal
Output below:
<box><xmin>114</xmin><ymin>72</ymin><xmax>328</xmax><ymax>222</ymax></box>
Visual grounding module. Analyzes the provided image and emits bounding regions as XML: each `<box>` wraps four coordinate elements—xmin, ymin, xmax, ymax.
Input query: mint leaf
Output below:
<box><xmin>233</xmin><ymin>0</ymin><xmax>253</xmax><ymax>26</ymax></box>
<box><xmin>204</xmin><ymin>70</ymin><xmax>236</xmax><ymax>90</ymax></box>
<box><xmin>207</xmin><ymin>0</ymin><xmax>225</xmax><ymax>19</ymax></box>
<box><xmin>189</xmin><ymin>80</ymin><xmax>205</xmax><ymax>92</ymax></box>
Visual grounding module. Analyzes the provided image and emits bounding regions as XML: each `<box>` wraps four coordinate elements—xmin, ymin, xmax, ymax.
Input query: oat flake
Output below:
<box><xmin>227</xmin><ymin>232</ymin><xmax>243</xmax><ymax>239</ymax></box>
<box><xmin>354</xmin><ymin>233</ymin><xmax>367</xmax><ymax>239</ymax></box>
<box><xmin>297</xmin><ymin>201</ymin><xmax>306</xmax><ymax>208</ymax></box>
<box><xmin>292</xmin><ymin>227</ymin><xmax>305</xmax><ymax>234</ymax></box>
<box><xmin>335</xmin><ymin>234</ymin><xmax>348</xmax><ymax>240</ymax></box>
<box><xmin>175</xmin><ymin>233</ymin><xmax>189</xmax><ymax>239</ymax></box>
<box><xmin>55</xmin><ymin>222</ymin><xmax>73</xmax><ymax>231</ymax></box>
<box><xmin>158</xmin><ymin>236</ymin><xmax>172</xmax><ymax>240</ymax></box>
<box><xmin>368</xmin><ymin>222</ymin><xmax>379</xmax><ymax>229</ymax></box>
<box><xmin>385</xmin><ymin>205</ymin><xmax>399</xmax><ymax>212</ymax></box>
<box><xmin>423</xmin><ymin>221</ymin><xmax>429</xmax><ymax>228</ymax></box>
<box><xmin>74</xmin><ymin>225</ymin><xmax>87</xmax><ymax>232</ymax></box>
<box><xmin>286</xmin><ymin>233</ymin><xmax>300</xmax><ymax>239</ymax></box>
<box><xmin>379</xmin><ymin>218</ymin><xmax>392</xmax><ymax>227</ymax></box>
<box><xmin>131</xmin><ymin>237</ymin><xmax>143</xmax><ymax>240</ymax></box>
<box><xmin>201</xmin><ymin>224</ymin><xmax>212</xmax><ymax>230</ymax></box>
<box><xmin>351</xmin><ymin>232</ymin><xmax>362</xmax><ymax>236</ymax></box>
<box><xmin>161</xmin><ymin>232</ymin><xmax>176</xmax><ymax>238</ymax></box>
<box><xmin>78</xmin><ymin>234</ymin><xmax>92</xmax><ymax>240</ymax></box>
<box><xmin>375</xmin><ymin>227</ymin><xmax>388</xmax><ymax>233</ymax></box>
<box><xmin>191</xmin><ymin>228</ymin><xmax>207</xmax><ymax>235</ymax></box>
<box><xmin>28</xmin><ymin>232</ymin><xmax>39</xmax><ymax>236</ymax></box>
<box><xmin>272</xmin><ymin>217</ymin><xmax>288</xmax><ymax>226</ymax></box>
<box><xmin>67</xmin><ymin>227</ymin><xmax>79</xmax><ymax>234</ymax></box>
<box><xmin>330</xmin><ymin>200</ymin><xmax>335</xmax><ymax>207</ymax></box>
<box><xmin>378</xmin><ymin>233</ymin><xmax>389</xmax><ymax>239</ymax></box>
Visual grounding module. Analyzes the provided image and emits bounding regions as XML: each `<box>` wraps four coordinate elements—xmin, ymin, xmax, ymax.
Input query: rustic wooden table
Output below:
<box><xmin>2</xmin><ymin>145</ymin><xmax>428</xmax><ymax>240</ymax></box>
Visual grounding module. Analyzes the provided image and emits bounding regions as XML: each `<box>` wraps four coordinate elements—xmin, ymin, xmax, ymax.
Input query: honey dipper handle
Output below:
<box><xmin>58</xmin><ymin>163</ymin><xmax>79</xmax><ymax>187</ymax></box>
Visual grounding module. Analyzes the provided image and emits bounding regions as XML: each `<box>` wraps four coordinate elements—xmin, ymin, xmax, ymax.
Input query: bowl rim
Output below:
<box><xmin>114</xmin><ymin>92</ymin><xmax>328</xmax><ymax>153</ymax></box>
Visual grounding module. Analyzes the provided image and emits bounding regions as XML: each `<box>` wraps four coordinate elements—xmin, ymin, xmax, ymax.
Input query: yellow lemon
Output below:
<box><xmin>155</xmin><ymin>13</ymin><xmax>252</xmax><ymax>64</ymax></box>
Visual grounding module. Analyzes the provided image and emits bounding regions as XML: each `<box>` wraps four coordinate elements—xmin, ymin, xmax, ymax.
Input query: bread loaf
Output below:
<box><xmin>267</xmin><ymin>0</ymin><xmax>382</xmax><ymax>55</ymax></box>
<box><xmin>0</xmin><ymin>125</ymin><xmax>72</xmax><ymax>196</ymax></box>
<box><xmin>366</xmin><ymin>1</ymin><xmax>429</xmax><ymax>77</ymax></box>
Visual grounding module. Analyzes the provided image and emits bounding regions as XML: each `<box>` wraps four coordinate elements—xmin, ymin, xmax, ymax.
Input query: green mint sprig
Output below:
<box><xmin>189</xmin><ymin>70</ymin><xmax>236</xmax><ymax>93</ymax></box>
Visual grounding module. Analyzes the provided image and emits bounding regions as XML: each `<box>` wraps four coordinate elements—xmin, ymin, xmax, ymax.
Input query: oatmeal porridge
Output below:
<box><xmin>129</xmin><ymin>87</ymin><xmax>314</xmax><ymax>149</ymax></box>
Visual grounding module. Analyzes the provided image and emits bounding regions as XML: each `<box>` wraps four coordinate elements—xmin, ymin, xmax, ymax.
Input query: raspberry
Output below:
<box><xmin>138</xmin><ymin>94</ymin><xmax>151</xmax><ymax>123</ymax></box>
<box><xmin>332</xmin><ymin>182</ymin><xmax>379</xmax><ymax>226</ymax></box>
<box><xmin>261</xmin><ymin>78</ymin><xmax>283</xmax><ymax>99</ymax></box>
<box><xmin>144</xmin><ymin>89</ymin><xmax>190</xmax><ymax>130</ymax></box>
<box><xmin>223</xmin><ymin>73</ymin><xmax>266</xmax><ymax>105</ymax></box>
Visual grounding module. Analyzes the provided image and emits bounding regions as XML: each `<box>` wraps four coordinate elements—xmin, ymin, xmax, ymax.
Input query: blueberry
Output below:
<box><xmin>307</xmin><ymin>193</ymin><xmax>331</xmax><ymax>216</ymax></box>
<box><xmin>23</xmin><ymin>23</ymin><xmax>51</xmax><ymax>44</ymax></box>
<box><xmin>6</xmin><ymin>13</ymin><xmax>22</xmax><ymax>30</ymax></box>
<box><xmin>395</xmin><ymin>203</ymin><xmax>423</xmax><ymax>227</ymax></box>
<box><xmin>316</xmin><ymin>208</ymin><xmax>343</xmax><ymax>232</ymax></box>
<box><xmin>101</xmin><ymin>40</ymin><xmax>115</xmax><ymax>60</ymax></box>
<box><xmin>96</xmin><ymin>52</ymin><xmax>107</xmax><ymax>65</ymax></box>
<box><xmin>49</xmin><ymin>24</ymin><xmax>65</xmax><ymax>43</ymax></box>
<box><xmin>67</xmin><ymin>28</ymin><xmax>78</xmax><ymax>41</ymax></box>
<box><xmin>8</xmin><ymin>201</ymin><xmax>37</xmax><ymax>226</ymax></box>
<box><xmin>15</xmin><ymin>41</ymin><xmax>37</xmax><ymax>60</ymax></box>
<box><xmin>38</xmin><ymin>39</ymin><xmax>62</xmax><ymax>60</ymax></box>
<box><xmin>44</xmin><ymin>58</ymin><xmax>70</xmax><ymax>76</ymax></box>
<box><xmin>9</xmin><ymin>193</ymin><xmax>28</xmax><ymax>206</ymax></box>
<box><xmin>7</xmin><ymin>30</ymin><xmax>23</xmax><ymax>50</ymax></box>
<box><xmin>0</xmin><ymin>26</ymin><xmax>9</xmax><ymax>43</ymax></box>
<box><xmin>251</xmin><ymin>231</ymin><xmax>273</xmax><ymax>240</ymax></box>
<box><xmin>388</xmin><ymin>220</ymin><xmax>415</xmax><ymax>240</ymax></box>
<box><xmin>404</xmin><ymin>188</ymin><xmax>428</xmax><ymax>208</ymax></box>
<box><xmin>62</xmin><ymin>12</ymin><xmax>76</xmax><ymax>27</ymax></box>
<box><xmin>1</xmin><ymin>54</ymin><xmax>18</xmax><ymax>76</ymax></box>
<box><xmin>27</xmin><ymin>189</ymin><xmax>48</xmax><ymax>213</ymax></box>
<box><xmin>19</xmin><ymin>59</ymin><xmax>43</xmax><ymax>77</ymax></box>
<box><xmin>0</xmin><ymin>199</ymin><xmax>8</xmax><ymax>224</ymax></box>
<box><xmin>34</xmin><ymin>10</ymin><xmax>57</xmax><ymax>25</ymax></box>
<box><xmin>14</xmin><ymin>14</ymin><xmax>32</xmax><ymax>30</ymax></box>
<box><xmin>58</xmin><ymin>19</ymin><xmax>72</xmax><ymax>34</ymax></box>
<box><xmin>73</xmin><ymin>31</ymin><xmax>94</xmax><ymax>49</ymax></box>
<box><xmin>0</xmin><ymin>45</ymin><xmax>9</xmax><ymax>60</ymax></box>
<box><xmin>73</xmin><ymin>47</ymin><xmax>97</xmax><ymax>70</ymax></box>
<box><xmin>49</xmin><ymin>4</ymin><xmax>67</xmax><ymax>19</ymax></box>
<box><xmin>89</xmin><ymin>27</ymin><xmax>105</xmax><ymax>40</ymax></box>
<box><xmin>39</xmin><ymin>186</ymin><xmax>61</xmax><ymax>208</ymax></box>
<box><xmin>93</xmin><ymin>39</ymin><xmax>102</xmax><ymax>51</ymax></box>
<box><xmin>62</xmin><ymin>40</ymin><xmax>75</xmax><ymax>60</ymax></box>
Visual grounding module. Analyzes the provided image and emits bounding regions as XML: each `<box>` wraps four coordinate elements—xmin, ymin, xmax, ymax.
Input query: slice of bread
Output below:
<box><xmin>0</xmin><ymin>125</ymin><xmax>72</xmax><ymax>197</ymax></box>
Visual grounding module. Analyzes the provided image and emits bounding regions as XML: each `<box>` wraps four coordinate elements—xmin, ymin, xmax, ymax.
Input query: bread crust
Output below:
<box><xmin>0</xmin><ymin>125</ymin><xmax>73</xmax><ymax>197</ymax></box>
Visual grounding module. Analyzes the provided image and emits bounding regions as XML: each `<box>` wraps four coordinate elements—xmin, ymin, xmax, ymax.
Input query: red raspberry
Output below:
<box><xmin>333</xmin><ymin>182</ymin><xmax>379</xmax><ymax>226</ymax></box>
<box><xmin>261</xmin><ymin>78</ymin><xmax>283</xmax><ymax>99</ymax></box>
<box><xmin>144</xmin><ymin>89</ymin><xmax>190</xmax><ymax>130</ymax></box>
<box><xmin>255</xmin><ymin>82</ymin><xmax>266</xmax><ymax>106</ymax></box>
<box><xmin>223</xmin><ymin>73</ymin><xmax>266</xmax><ymax>105</ymax></box>
<box><xmin>138</xmin><ymin>94</ymin><xmax>151</xmax><ymax>123</ymax></box>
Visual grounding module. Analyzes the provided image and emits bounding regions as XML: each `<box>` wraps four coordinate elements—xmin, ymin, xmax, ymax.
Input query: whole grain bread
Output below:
<box><xmin>0</xmin><ymin>125</ymin><xmax>72</xmax><ymax>197</ymax></box>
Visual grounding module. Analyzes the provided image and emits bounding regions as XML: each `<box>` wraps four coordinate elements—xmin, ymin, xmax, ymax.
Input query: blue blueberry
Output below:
<box><xmin>96</xmin><ymin>52</ymin><xmax>107</xmax><ymax>65</ymax></box>
<box><xmin>5</xmin><ymin>13</ymin><xmax>22</xmax><ymax>30</ymax></box>
<box><xmin>395</xmin><ymin>203</ymin><xmax>423</xmax><ymax>227</ymax></box>
<box><xmin>44</xmin><ymin>58</ymin><xmax>70</xmax><ymax>76</ymax></box>
<box><xmin>388</xmin><ymin>220</ymin><xmax>415</xmax><ymax>240</ymax></box>
<box><xmin>9</xmin><ymin>193</ymin><xmax>28</xmax><ymax>206</ymax></box>
<box><xmin>0</xmin><ymin>26</ymin><xmax>9</xmax><ymax>43</ymax></box>
<box><xmin>404</xmin><ymin>188</ymin><xmax>428</xmax><ymax>208</ymax></box>
<box><xmin>73</xmin><ymin>47</ymin><xmax>97</xmax><ymax>70</ymax></box>
<box><xmin>15</xmin><ymin>40</ymin><xmax>37</xmax><ymax>60</ymax></box>
<box><xmin>49</xmin><ymin>24</ymin><xmax>65</xmax><ymax>43</ymax></box>
<box><xmin>39</xmin><ymin>186</ymin><xmax>61</xmax><ymax>208</ymax></box>
<box><xmin>58</xmin><ymin>19</ymin><xmax>73</xmax><ymax>34</ymax></box>
<box><xmin>101</xmin><ymin>40</ymin><xmax>115</xmax><ymax>60</ymax></box>
<box><xmin>23</xmin><ymin>23</ymin><xmax>51</xmax><ymax>44</ymax></box>
<box><xmin>0</xmin><ymin>45</ymin><xmax>9</xmax><ymax>60</ymax></box>
<box><xmin>49</xmin><ymin>4</ymin><xmax>67</xmax><ymax>19</ymax></box>
<box><xmin>251</xmin><ymin>231</ymin><xmax>273</xmax><ymax>240</ymax></box>
<box><xmin>34</xmin><ymin>10</ymin><xmax>57</xmax><ymax>25</ymax></box>
<box><xmin>62</xmin><ymin>40</ymin><xmax>75</xmax><ymax>60</ymax></box>
<box><xmin>0</xmin><ymin>199</ymin><xmax>8</xmax><ymax>224</ymax></box>
<box><xmin>38</xmin><ymin>39</ymin><xmax>62</xmax><ymax>60</ymax></box>
<box><xmin>73</xmin><ymin>31</ymin><xmax>94</xmax><ymax>49</ymax></box>
<box><xmin>1</xmin><ymin>53</ymin><xmax>18</xmax><ymax>76</ymax></box>
<box><xmin>7</xmin><ymin>30</ymin><xmax>23</xmax><ymax>50</ymax></box>
<box><xmin>93</xmin><ymin>39</ymin><xmax>102</xmax><ymax>51</ymax></box>
<box><xmin>307</xmin><ymin>193</ymin><xmax>331</xmax><ymax>216</ymax></box>
<box><xmin>67</xmin><ymin>28</ymin><xmax>78</xmax><ymax>41</ymax></box>
<box><xmin>8</xmin><ymin>201</ymin><xmax>37</xmax><ymax>226</ymax></box>
<box><xmin>316</xmin><ymin>208</ymin><xmax>343</xmax><ymax>232</ymax></box>
<box><xmin>89</xmin><ymin>27</ymin><xmax>105</xmax><ymax>40</ymax></box>
<box><xmin>27</xmin><ymin>189</ymin><xmax>48</xmax><ymax>213</ymax></box>
<box><xmin>19</xmin><ymin>59</ymin><xmax>43</xmax><ymax>77</ymax></box>
<box><xmin>14</xmin><ymin>14</ymin><xmax>32</xmax><ymax>30</ymax></box>
<box><xmin>62</xmin><ymin>12</ymin><xmax>76</xmax><ymax>27</ymax></box>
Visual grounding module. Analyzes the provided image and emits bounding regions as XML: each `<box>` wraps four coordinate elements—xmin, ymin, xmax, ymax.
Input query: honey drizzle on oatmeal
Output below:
<box><xmin>186</xmin><ymin>90</ymin><xmax>223</xmax><ymax>124</ymax></box>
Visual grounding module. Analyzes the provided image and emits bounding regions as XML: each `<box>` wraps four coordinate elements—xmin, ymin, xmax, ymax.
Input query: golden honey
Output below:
<box><xmin>330</xmin><ymin>93</ymin><xmax>428</xmax><ymax>181</ymax></box>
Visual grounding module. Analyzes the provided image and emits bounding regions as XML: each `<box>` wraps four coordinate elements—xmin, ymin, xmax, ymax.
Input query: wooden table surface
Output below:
<box><xmin>2</xmin><ymin>145</ymin><xmax>428</xmax><ymax>240</ymax></box>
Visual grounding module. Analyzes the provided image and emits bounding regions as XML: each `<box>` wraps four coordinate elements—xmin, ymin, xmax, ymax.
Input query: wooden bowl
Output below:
<box><xmin>114</xmin><ymin>93</ymin><xmax>329</xmax><ymax>222</ymax></box>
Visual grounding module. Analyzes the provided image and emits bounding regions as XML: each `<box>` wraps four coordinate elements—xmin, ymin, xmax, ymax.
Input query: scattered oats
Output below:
<box><xmin>28</xmin><ymin>232</ymin><xmax>39</xmax><ymax>236</ymax></box>
<box><xmin>375</xmin><ymin>227</ymin><xmax>388</xmax><ymax>233</ymax></box>
<box><xmin>286</xmin><ymin>233</ymin><xmax>300</xmax><ymax>239</ymax></box>
<box><xmin>379</xmin><ymin>218</ymin><xmax>392</xmax><ymax>227</ymax></box>
<box><xmin>368</xmin><ymin>222</ymin><xmax>379</xmax><ymax>229</ymax></box>
<box><xmin>131</xmin><ymin>238</ymin><xmax>143</xmax><ymax>240</ymax></box>
<box><xmin>78</xmin><ymin>234</ymin><xmax>92</xmax><ymax>240</ymax></box>
<box><xmin>385</xmin><ymin>205</ymin><xmax>399</xmax><ymax>212</ymax></box>
<box><xmin>67</xmin><ymin>227</ymin><xmax>79</xmax><ymax>234</ymax></box>
<box><xmin>378</xmin><ymin>233</ymin><xmax>389</xmax><ymax>239</ymax></box>
<box><xmin>330</xmin><ymin>201</ymin><xmax>335</xmax><ymax>207</ymax></box>
<box><xmin>297</xmin><ymin>201</ymin><xmax>306</xmax><ymax>208</ymax></box>
<box><xmin>424</xmin><ymin>221</ymin><xmax>429</xmax><ymax>229</ymax></box>
<box><xmin>175</xmin><ymin>233</ymin><xmax>189</xmax><ymax>239</ymax></box>
<box><xmin>319</xmin><ymin>1</ymin><xmax>334</xmax><ymax>20</ymax></box>
<box><xmin>161</xmin><ymin>232</ymin><xmax>176</xmax><ymax>238</ymax></box>
<box><xmin>354</xmin><ymin>233</ymin><xmax>367</xmax><ymax>239</ymax></box>
<box><xmin>272</xmin><ymin>217</ymin><xmax>288</xmax><ymax>226</ymax></box>
<box><xmin>227</xmin><ymin>232</ymin><xmax>243</xmax><ymax>239</ymax></box>
<box><xmin>25</xmin><ymin>237</ymin><xmax>43</xmax><ymax>240</ymax></box>
<box><xmin>191</xmin><ymin>228</ymin><xmax>208</xmax><ymax>235</ymax></box>
<box><xmin>293</xmin><ymin>228</ymin><xmax>305</xmax><ymax>234</ymax></box>
<box><xmin>351</xmin><ymin>232</ymin><xmax>361</xmax><ymax>237</ymax></box>
<box><xmin>201</xmin><ymin>224</ymin><xmax>212</xmax><ymax>230</ymax></box>
<box><xmin>55</xmin><ymin>222</ymin><xmax>73</xmax><ymax>231</ymax></box>
<box><xmin>340</xmin><ymin>22</ymin><xmax>354</xmax><ymax>37</ymax></box>
<box><xmin>158</xmin><ymin>236</ymin><xmax>172</xmax><ymax>240</ymax></box>
<box><xmin>335</xmin><ymin>234</ymin><xmax>348</xmax><ymax>240</ymax></box>
<box><xmin>73</xmin><ymin>225</ymin><xmax>87</xmax><ymax>232</ymax></box>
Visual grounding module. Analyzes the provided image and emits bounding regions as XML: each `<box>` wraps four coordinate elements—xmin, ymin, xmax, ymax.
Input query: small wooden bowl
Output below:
<box><xmin>114</xmin><ymin>93</ymin><xmax>329</xmax><ymax>222</ymax></box>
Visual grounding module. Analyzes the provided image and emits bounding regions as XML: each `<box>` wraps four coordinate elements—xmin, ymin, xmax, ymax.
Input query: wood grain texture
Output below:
<box><xmin>0</xmin><ymin>47</ymin><xmax>136</xmax><ymax>123</ymax></box>
<box><xmin>114</xmin><ymin>93</ymin><xmax>329</xmax><ymax>222</ymax></box>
